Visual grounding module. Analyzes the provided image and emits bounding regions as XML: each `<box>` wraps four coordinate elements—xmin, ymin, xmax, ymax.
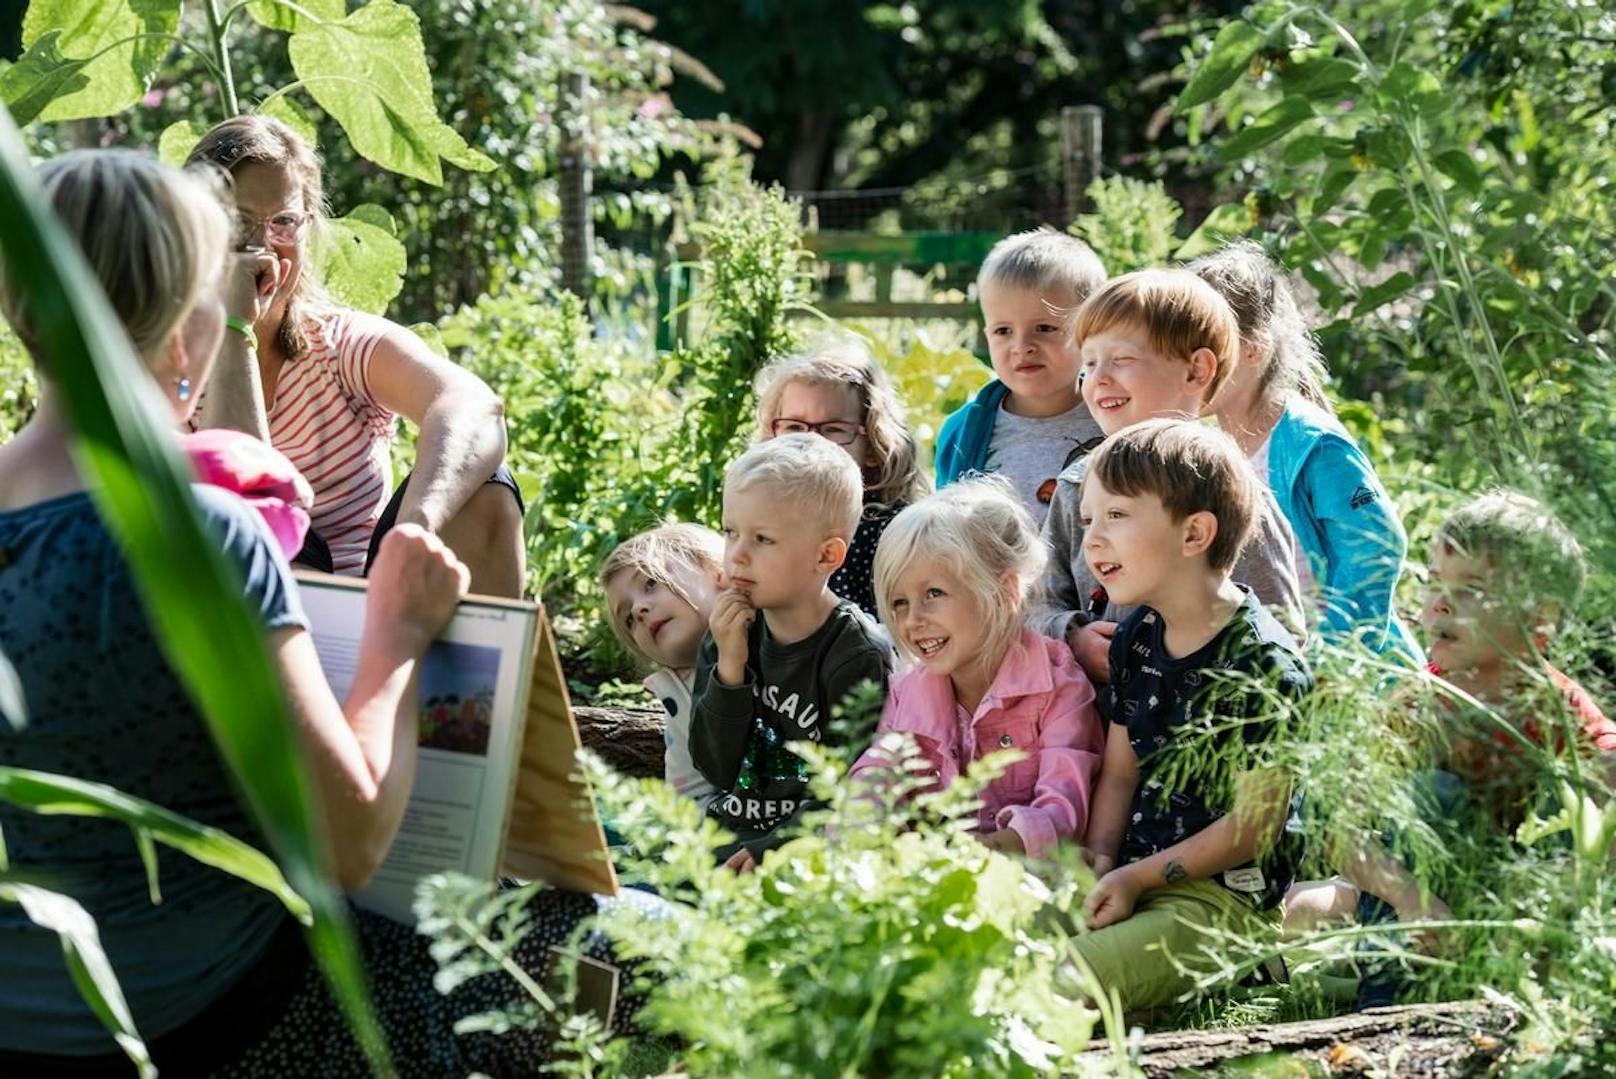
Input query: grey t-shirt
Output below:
<box><xmin>1029</xmin><ymin>458</ymin><xmax>1308</xmax><ymax>644</ymax></box>
<box><xmin>982</xmin><ymin>401</ymin><xmax>1105</xmax><ymax>528</ymax></box>
<box><xmin>0</xmin><ymin>486</ymin><xmax>307</xmax><ymax>1054</ymax></box>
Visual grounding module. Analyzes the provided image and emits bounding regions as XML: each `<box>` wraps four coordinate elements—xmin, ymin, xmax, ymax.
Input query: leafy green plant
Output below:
<box><xmin>5</xmin><ymin>0</ymin><xmax>497</xmax><ymax>314</ymax></box>
<box><xmin>0</xmin><ymin>102</ymin><xmax>386</xmax><ymax>1070</ymax></box>
<box><xmin>415</xmin><ymin>704</ymin><xmax>1118</xmax><ymax>1077</ymax></box>
<box><xmin>1069</xmin><ymin>175</ymin><xmax>1183</xmax><ymax>274</ymax></box>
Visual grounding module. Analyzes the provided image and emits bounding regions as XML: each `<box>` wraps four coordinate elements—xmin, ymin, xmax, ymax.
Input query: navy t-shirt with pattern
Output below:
<box><xmin>0</xmin><ymin>485</ymin><xmax>308</xmax><ymax>1054</ymax></box>
<box><xmin>1107</xmin><ymin>589</ymin><xmax>1311</xmax><ymax>909</ymax></box>
<box><xmin>829</xmin><ymin>500</ymin><xmax>905</xmax><ymax>619</ymax></box>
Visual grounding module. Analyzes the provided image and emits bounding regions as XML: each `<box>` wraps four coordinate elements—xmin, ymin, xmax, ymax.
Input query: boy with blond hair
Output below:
<box><xmin>1075</xmin><ymin>420</ymin><xmax>1312</xmax><ymax>1011</ymax></box>
<box><xmin>935</xmin><ymin>228</ymin><xmax>1108</xmax><ymax>526</ymax></box>
<box><xmin>1031</xmin><ymin>269</ymin><xmax>1306</xmax><ymax>682</ymax></box>
<box><xmin>692</xmin><ymin>434</ymin><xmax>894</xmax><ymax>867</ymax></box>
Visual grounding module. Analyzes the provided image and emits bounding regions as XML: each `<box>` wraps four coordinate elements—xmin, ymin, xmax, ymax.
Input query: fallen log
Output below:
<box><xmin>574</xmin><ymin>705</ymin><xmax>666</xmax><ymax>780</ymax></box>
<box><xmin>1083</xmin><ymin>1000</ymin><xmax>1511</xmax><ymax>1077</ymax></box>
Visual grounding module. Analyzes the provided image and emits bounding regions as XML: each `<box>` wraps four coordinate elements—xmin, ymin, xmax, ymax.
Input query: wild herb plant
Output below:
<box><xmin>415</xmin><ymin>680</ymin><xmax>1122</xmax><ymax>1076</ymax></box>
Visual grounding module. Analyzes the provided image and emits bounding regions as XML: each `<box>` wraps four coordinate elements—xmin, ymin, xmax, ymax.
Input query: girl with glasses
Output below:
<box><xmin>753</xmin><ymin>336</ymin><xmax>930</xmax><ymax>617</ymax></box>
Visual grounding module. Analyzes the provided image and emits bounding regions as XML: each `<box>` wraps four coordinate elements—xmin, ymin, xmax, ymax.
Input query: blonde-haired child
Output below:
<box><xmin>755</xmin><ymin>335</ymin><xmax>931</xmax><ymax>618</ymax></box>
<box><xmin>1190</xmin><ymin>242</ymin><xmax>1419</xmax><ymax>658</ymax></box>
<box><xmin>850</xmin><ymin>478</ymin><xmax>1104</xmax><ymax>858</ymax></box>
<box><xmin>935</xmin><ymin>228</ymin><xmax>1108</xmax><ymax>526</ymax></box>
<box><xmin>600</xmin><ymin>524</ymin><xmax>726</xmax><ymax>807</ymax></box>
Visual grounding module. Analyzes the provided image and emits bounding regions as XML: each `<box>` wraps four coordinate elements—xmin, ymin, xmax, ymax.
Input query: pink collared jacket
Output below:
<box><xmin>850</xmin><ymin>628</ymin><xmax>1103</xmax><ymax>858</ymax></box>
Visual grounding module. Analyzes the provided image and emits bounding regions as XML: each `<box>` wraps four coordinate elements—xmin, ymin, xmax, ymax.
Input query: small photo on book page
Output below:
<box><xmin>419</xmin><ymin>639</ymin><xmax>500</xmax><ymax>756</ymax></box>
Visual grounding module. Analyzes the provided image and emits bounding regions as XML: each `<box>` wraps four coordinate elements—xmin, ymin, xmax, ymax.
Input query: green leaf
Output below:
<box><xmin>0</xmin><ymin>106</ymin><xmax>392</xmax><ymax>1073</ymax></box>
<box><xmin>1352</xmin><ymin>271</ymin><xmax>1416</xmax><ymax>315</ymax></box>
<box><xmin>2</xmin><ymin>882</ymin><xmax>154</xmax><ymax>1078</ymax></box>
<box><xmin>156</xmin><ymin>118</ymin><xmax>204</xmax><ymax>167</ymax></box>
<box><xmin>1218</xmin><ymin>96</ymin><xmax>1315</xmax><ymax>161</ymax></box>
<box><xmin>1177</xmin><ymin>20</ymin><xmax>1267</xmax><ymax>111</ymax></box>
<box><xmin>287</xmin><ymin>0</ymin><xmax>495</xmax><ymax>184</ymax></box>
<box><xmin>1376</xmin><ymin>62</ymin><xmax>1444</xmax><ymax>118</ymax></box>
<box><xmin>21</xmin><ymin>0</ymin><xmax>181</xmax><ymax>122</ymax></box>
<box><xmin>0</xmin><ymin>31</ymin><xmax>91</xmax><ymax>126</ymax></box>
<box><xmin>1433</xmin><ymin>148</ymin><xmax>1483</xmax><ymax>193</ymax></box>
<box><xmin>1313</xmin><ymin>163</ymin><xmax>1357</xmax><ymax>215</ymax></box>
<box><xmin>1279</xmin><ymin>55</ymin><xmax>1359</xmax><ymax>99</ymax></box>
<box><xmin>315</xmin><ymin>203</ymin><xmax>407</xmax><ymax>313</ymax></box>
<box><xmin>1282</xmin><ymin>133</ymin><xmax>1350</xmax><ymax>167</ymax></box>
<box><xmin>0</xmin><ymin>767</ymin><xmax>310</xmax><ymax>920</ymax></box>
<box><xmin>246</xmin><ymin>0</ymin><xmax>344</xmax><ymax>34</ymax></box>
<box><xmin>1173</xmin><ymin>203</ymin><xmax>1252</xmax><ymax>261</ymax></box>
<box><xmin>256</xmin><ymin>93</ymin><xmax>320</xmax><ymax>147</ymax></box>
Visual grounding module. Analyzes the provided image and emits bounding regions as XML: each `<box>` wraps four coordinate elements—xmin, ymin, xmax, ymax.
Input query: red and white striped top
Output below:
<box><xmin>268</xmin><ymin>310</ymin><xmax>397</xmax><ymax>576</ymax></box>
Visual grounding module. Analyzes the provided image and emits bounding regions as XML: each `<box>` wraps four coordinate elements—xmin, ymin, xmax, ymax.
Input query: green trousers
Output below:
<box><xmin>1068</xmin><ymin>879</ymin><xmax>1277</xmax><ymax>1012</ymax></box>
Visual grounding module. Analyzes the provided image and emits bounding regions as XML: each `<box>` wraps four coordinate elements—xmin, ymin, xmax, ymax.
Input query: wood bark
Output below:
<box><xmin>573</xmin><ymin>705</ymin><xmax>666</xmax><ymax>780</ymax></box>
<box><xmin>1082</xmin><ymin>1000</ymin><xmax>1511</xmax><ymax>1077</ymax></box>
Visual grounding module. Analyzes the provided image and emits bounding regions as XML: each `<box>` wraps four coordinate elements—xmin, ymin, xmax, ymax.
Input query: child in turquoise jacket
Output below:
<box><xmin>1192</xmin><ymin>243</ymin><xmax>1421</xmax><ymax>660</ymax></box>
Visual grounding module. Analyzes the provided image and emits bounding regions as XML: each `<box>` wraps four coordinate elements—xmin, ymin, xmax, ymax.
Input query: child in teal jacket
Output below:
<box><xmin>1192</xmin><ymin>243</ymin><xmax>1421</xmax><ymax>660</ymax></box>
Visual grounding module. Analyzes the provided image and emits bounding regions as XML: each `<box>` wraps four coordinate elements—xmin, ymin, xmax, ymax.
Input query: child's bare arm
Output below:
<box><xmin>1085</xmin><ymin>767</ymin><xmax>1289</xmax><ymax>929</ymax></box>
<box><xmin>1329</xmin><ymin>829</ymin><xmax>1453</xmax><ymax>953</ymax></box>
<box><xmin>1083</xmin><ymin>724</ymin><xmax>1138</xmax><ymax>875</ymax></box>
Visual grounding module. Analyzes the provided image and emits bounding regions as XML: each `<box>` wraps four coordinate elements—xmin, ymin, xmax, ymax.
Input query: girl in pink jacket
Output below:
<box><xmin>851</xmin><ymin>478</ymin><xmax>1104</xmax><ymax>858</ymax></box>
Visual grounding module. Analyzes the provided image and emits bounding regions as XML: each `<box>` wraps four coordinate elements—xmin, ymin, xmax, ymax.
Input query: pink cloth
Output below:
<box><xmin>181</xmin><ymin>428</ymin><xmax>313</xmax><ymax>559</ymax></box>
<box><xmin>850</xmin><ymin>629</ymin><xmax>1104</xmax><ymax>858</ymax></box>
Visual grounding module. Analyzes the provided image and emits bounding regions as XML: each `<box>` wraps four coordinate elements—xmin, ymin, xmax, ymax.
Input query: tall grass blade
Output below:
<box><xmin>0</xmin><ymin>103</ymin><xmax>391</xmax><ymax>1073</ymax></box>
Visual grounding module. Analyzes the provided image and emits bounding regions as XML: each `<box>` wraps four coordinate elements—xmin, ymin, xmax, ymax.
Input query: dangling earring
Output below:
<box><xmin>174</xmin><ymin>375</ymin><xmax>192</xmax><ymax>402</ymax></box>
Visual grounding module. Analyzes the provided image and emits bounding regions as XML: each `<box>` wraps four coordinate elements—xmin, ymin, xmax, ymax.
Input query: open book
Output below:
<box><xmin>295</xmin><ymin>572</ymin><xmax>618</xmax><ymax>921</ymax></box>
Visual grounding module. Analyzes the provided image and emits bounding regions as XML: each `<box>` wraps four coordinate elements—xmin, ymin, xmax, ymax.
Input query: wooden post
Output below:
<box><xmin>559</xmin><ymin>72</ymin><xmax>593</xmax><ymax>304</ymax></box>
<box><xmin>1060</xmin><ymin>105</ymin><xmax>1103</xmax><ymax>222</ymax></box>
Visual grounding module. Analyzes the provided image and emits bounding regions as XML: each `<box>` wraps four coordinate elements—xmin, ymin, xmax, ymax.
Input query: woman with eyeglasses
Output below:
<box><xmin>752</xmin><ymin>335</ymin><xmax>930</xmax><ymax>617</ymax></box>
<box><xmin>186</xmin><ymin>116</ymin><xmax>525</xmax><ymax>597</ymax></box>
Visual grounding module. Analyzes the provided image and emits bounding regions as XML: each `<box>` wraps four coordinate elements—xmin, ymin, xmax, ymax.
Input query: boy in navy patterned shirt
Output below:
<box><xmin>1072</xmin><ymin>420</ymin><xmax>1311</xmax><ymax>1011</ymax></box>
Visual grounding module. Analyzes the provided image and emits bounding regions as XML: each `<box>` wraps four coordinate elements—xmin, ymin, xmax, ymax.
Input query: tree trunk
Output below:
<box><xmin>785</xmin><ymin>109</ymin><xmax>835</xmax><ymax>194</ymax></box>
<box><xmin>1082</xmin><ymin>1000</ymin><xmax>1511</xmax><ymax>1077</ymax></box>
<box><xmin>574</xmin><ymin>705</ymin><xmax>666</xmax><ymax>781</ymax></box>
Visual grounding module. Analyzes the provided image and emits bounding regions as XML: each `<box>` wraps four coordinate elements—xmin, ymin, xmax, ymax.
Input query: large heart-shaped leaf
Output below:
<box><xmin>246</xmin><ymin>0</ymin><xmax>345</xmax><ymax>34</ymax></box>
<box><xmin>0</xmin><ymin>31</ymin><xmax>91</xmax><ymax>126</ymax></box>
<box><xmin>287</xmin><ymin>0</ymin><xmax>494</xmax><ymax>184</ymax></box>
<box><xmin>21</xmin><ymin>0</ymin><xmax>181</xmax><ymax>122</ymax></box>
<box><xmin>316</xmin><ymin>202</ymin><xmax>407</xmax><ymax>313</ymax></box>
<box><xmin>156</xmin><ymin>117</ymin><xmax>205</xmax><ymax>167</ymax></box>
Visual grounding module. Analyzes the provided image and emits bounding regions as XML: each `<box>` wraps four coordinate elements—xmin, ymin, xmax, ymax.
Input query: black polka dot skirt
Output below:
<box><xmin>218</xmin><ymin>888</ymin><xmax>658</xmax><ymax>1078</ymax></box>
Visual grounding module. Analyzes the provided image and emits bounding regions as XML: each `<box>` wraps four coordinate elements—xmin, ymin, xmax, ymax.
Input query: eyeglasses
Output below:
<box><xmin>770</xmin><ymin>417</ymin><xmax>866</xmax><ymax>445</ymax></box>
<box><xmin>239</xmin><ymin>210</ymin><xmax>311</xmax><ymax>245</ymax></box>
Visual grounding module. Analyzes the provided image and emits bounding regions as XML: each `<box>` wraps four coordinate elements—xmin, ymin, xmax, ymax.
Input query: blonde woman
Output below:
<box><xmin>187</xmin><ymin>116</ymin><xmax>524</xmax><ymax>596</ymax></box>
<box><xmin>0</xmin><ymin>149</ymin><xmax>642</xmax><ymax>1076</ymax></box>
<box><xmin>754</xmin><ymin>334</ymin><xmax>930</xmax><ymax>616</ymax></box>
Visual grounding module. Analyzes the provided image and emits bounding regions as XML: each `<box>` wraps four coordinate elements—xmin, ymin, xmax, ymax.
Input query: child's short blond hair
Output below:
<box><xmin>725</xmin><ymin>433</ymin><xmax>864</xmax><ymax>541</ymax></box>
<box><xmin>873</xmin><ymin>477</ymin><xmax>1047</xmax><ymax>666</ymax></box>
<box><xmin>1434</xmin><ymin>489</ymin><xmax>1586</xmax><ymax>621</ymax></box>
<box><xmin>1084</xmin><ymin>419</ymin><xmax>1258</xmax><ymax>572</ymax></box>
<box><xmin>0</xmin><ymin>149</ymin><xmax>233</xmax><ymax>372</ymax></box>
<box><xmin>599</xmin><ymin>523</ymin><xmax>725</xmax><ymax>661</ymax></box>
<box><xmin>1073</xmin><ymin>269</ymin><xmax>1242</xmax><ymax>404</ymax></box>
<box><xmin>753</xmin><ymin>334</ymin><xmax>931</xmax><ymax>508</ymax></box>
<box><xmin>978</xmin><ymin>227</ymin><xmax>1107</xmax><ymax>305</ymax></box>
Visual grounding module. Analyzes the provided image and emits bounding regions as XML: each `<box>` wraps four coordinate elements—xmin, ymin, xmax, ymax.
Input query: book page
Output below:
<box><xmin>295</xmin><ymin>574</ymin><xmax>538</xmax><ymax>922</ymax></box>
